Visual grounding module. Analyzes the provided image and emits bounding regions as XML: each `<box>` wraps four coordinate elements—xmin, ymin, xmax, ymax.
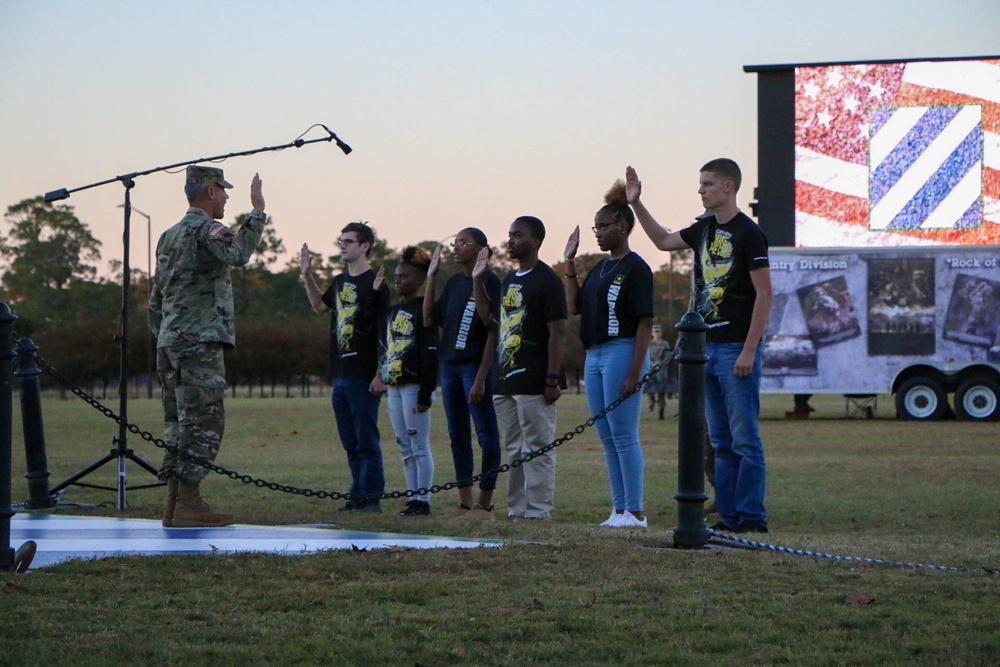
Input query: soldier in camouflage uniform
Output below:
<box><xmin>149</xmin><ymin>165</ymin><xmax>266</xmax><ymax>527</ymax></box>
<box><xmin>645</xmin><ymin>324</ymin><xmax>670</xmax><ymax>419</ymax></box>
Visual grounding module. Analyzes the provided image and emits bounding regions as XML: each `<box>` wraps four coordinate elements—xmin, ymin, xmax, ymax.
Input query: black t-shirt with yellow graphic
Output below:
<box><xmin>679</xmin><ymin>211</ymin><xmax>769</xmax><ymax>344</ymax></box>
<box><xmin>493</xmin><ymin>262</ymin><xmax>567</xmax><ymax>395</ymax></box>
<box><xmin>321</xmin><ymin>269</ymin><xmax>390</xmax><ymax>381</ymax></box>
<box><xmin>380</xmin><ymin>296</ymin><xmax>439</xmax><ymax>405</ymax></box>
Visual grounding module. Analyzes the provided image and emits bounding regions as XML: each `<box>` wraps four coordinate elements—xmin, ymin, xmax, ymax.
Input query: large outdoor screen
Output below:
<box><xmin>794</xmin><ymin>58</ymin><xmax>999</xmax><ymax>247</ymax></box>
<box><xmin>746</xmin><ymin>57</ymin><xmax>1000</xmax><ymax>248</ymax></box>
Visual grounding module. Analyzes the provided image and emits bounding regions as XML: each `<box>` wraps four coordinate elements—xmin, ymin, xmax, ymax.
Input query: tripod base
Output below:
<box><xmin>50</xmin><ymin>447</ymin><xmax>164</xmax><ymax>510</ymax></box>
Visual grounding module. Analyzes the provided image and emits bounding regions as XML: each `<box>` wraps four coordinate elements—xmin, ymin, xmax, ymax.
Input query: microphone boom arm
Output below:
<box><xmin>44</xmin><ymin>124</ymin><xmax>351</xmax><ymax>202</ymax></box>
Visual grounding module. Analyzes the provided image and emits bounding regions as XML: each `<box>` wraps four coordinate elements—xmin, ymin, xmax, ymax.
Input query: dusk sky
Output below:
<box><xmin>2</xmin><ymin>0</ymin><xmax>998</xmax><ymax>277</ymax></box>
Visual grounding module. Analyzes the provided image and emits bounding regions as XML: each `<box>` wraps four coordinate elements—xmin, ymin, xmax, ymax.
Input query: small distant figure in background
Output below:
<box><xmin>786</xmin><ymin>393</ymin><xmax>815</xmax><ymax>419</ymax></box>
<box><xmin>645</xmin><ymin>324</ymin><xmax>671</xmax><ymax>419</ymax></box>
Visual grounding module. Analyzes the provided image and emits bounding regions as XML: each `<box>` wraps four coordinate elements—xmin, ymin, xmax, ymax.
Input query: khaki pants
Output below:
<box><xmin>494</xmin><ymin>394</ymin><xmax>556</xmax><ymax>519</ymax></box>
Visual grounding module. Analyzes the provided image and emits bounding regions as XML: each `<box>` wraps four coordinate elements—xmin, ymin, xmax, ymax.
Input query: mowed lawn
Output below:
<box><xmin>3</xmin><ymin>391</ymin><xmax>999</xmax><ymax>666</ymax></box>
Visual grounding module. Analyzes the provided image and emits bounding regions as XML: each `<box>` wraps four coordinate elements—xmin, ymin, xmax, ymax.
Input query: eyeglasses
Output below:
<box><xmin>591</xmin><ymin>222</ymin><xmax>619</xmax><ymax>234</ymax></box>
<box><xmin>337</xmin><ymin>238</ymin><xmax>359</xmax><ymax>246</ymax></box>
<box><xmin>450</xmin><ymin>240</ymin><xmax>481</xmax><ymax>248</ymax></box>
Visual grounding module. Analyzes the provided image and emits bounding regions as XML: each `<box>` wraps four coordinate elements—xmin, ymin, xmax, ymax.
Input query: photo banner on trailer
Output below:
<box><xmin>762</xmin><ymin>247</ymin><xmax>1000</xmax><ymax>394</ymax></box>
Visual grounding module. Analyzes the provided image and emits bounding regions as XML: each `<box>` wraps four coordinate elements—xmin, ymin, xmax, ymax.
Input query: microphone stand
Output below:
<box><xmin>45</xmin><ymin>125</ymin><xmax>351</xmax><ymax>510</ymax></box>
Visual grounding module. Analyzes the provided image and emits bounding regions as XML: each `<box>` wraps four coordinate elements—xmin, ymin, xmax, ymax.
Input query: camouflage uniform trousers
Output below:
<box><xmin>156</xmin><ymin>342</ymin><xmax>226</xmax><ymax>483</ymax></box>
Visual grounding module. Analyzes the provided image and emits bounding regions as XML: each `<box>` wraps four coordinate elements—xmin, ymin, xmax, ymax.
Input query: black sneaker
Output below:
<box><xmin>397</xmin><ymin>501</ymin><xmax>431</xmax><ymax>516</ymax></box>
<box><xmin>337</xmin><ymin>501</ymin><xmax>356</xmax><ymax>512</ymax></box>
<box><xmin>355</xmin><ymin>502</ymin><xmax>383</xmax><ymax>514</ymax></box>
<box><xmin>735</xmin><ymin>521</ymin><xmax>768</xmax><ymax>534</ymax></box>
<box><xmin>710</xmin><ymin>520</ymin><xmax>737</xmax><ymax>532</ymax></box>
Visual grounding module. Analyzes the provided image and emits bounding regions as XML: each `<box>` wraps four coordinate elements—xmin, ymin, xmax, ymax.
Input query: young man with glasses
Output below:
<box><xmin>300</xmin><ymin>223</ymin><xmax>390</xmax><ymax>512</ymax></box>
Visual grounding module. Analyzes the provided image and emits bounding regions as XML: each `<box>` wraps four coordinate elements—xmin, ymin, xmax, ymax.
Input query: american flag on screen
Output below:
<box><xmin>794</xmin><ymin>59</ymin><xmax>1000</xmax><ymax>246</ymax></box>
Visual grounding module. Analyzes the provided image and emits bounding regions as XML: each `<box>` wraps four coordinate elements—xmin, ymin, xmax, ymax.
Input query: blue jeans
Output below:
<box><xmin>439</xmin><ymin>362</ymin><xmax>501</xmax><ymax>491</ymax></box>
<box><xmin>704</xmin><ymin>342</ymin><xmax>766</xmax><ymax>526</ymax></box>
<box><xmin>584</xmin><ymin>338</ymin><xmax>648</xmax><ymax>513</ymax></box>
<box><xmin>331</xmin><ymin>376</ymin><xmax>384</xmax><ymax>507</ymax></box>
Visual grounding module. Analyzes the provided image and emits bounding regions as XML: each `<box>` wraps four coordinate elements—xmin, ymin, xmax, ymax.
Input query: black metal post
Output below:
<box><xmin>672</xmin><ymin>310</ymin><xmax>711</xmax><ymax>548</ymax></box>
<box><xmin>1</xmin><ymin>303</ymin><xmax>17</xmax><ymax>570</ymax></box>
<box><xmin>15</xmin><ymin>338</ymin><xmax>56</xmax><ymax>509</ymax></box>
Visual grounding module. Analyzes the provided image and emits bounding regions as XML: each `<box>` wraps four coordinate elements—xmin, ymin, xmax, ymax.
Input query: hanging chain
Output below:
<box><xmin>13</xmin><ymin>333</ymin><xmax>675</xmax><ymax>503</ymax></box>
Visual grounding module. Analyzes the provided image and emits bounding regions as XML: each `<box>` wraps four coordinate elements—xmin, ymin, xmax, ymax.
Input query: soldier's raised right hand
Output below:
<box><xmin>251</xmin><ymin>173</ymin><xmax>266</xmax><ymax>212</ymax></box>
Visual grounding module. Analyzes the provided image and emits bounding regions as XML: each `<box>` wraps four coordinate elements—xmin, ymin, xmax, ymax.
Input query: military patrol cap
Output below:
<box><xmin>652</xmin><ymin>324</ymin><xmax>662</xmax><ymax>332</ymax></box>
<box><xmin>186</xmin><ymin>165</ymin><xmax>233</xmax><ymax>189</ymax></box>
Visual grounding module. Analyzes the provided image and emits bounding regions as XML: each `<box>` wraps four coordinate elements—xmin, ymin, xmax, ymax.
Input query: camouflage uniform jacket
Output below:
<box><xmin>149</xmin><ymin>207</ymin><xmax>265</xmax><ymax>348</ymax></box>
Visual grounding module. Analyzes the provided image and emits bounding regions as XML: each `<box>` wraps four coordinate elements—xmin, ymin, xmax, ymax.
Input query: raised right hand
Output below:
<box><xmin>250</xmin><ymin>173</ymin><xmax>266</xmax><ymax>211</ymax></box>
<box><xmin>563</xmin><ymin>225</ymin><xmax>580</xmax><ymax>261</ymax></box>
<box><xmin>471</xmin><ymin>247</ymin><xmax>490</xmax><ymax>278</ymax></box>
<box><xmin>625</xmin><ymin>166</ymin><xmax>642</xmax><ymax>205</ymax></box>
<box><xmin>300</xmin><ymin>243</ymin><xmax>312</xmax><ymax>275</ymax></box>
<box><xmin>428</xmin><ymin>245</ymin><xmax>443</xmax><ymax>277</ymax></box>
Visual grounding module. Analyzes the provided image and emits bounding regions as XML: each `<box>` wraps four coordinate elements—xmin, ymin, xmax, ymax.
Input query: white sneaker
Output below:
<box><xmin>616</xmin><ymin>510</ymin><xmax>648</xmax><ymax>528</ymax></box>
<box><xmin>600</xmin><ymin>511</ymin><xmax>625</xmax><ymax>527</ymax></box>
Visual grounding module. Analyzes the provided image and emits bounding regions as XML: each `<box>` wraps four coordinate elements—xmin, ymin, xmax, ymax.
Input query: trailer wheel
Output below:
<box><xmin>954</xmin><ymin>377</ymin><xmax>1000</xmax><ymax>421</ymax></box>
<box><xmin>895</xmin><ymin>377</ymin><xmax>948</xmax><ymax>420</ymax></box>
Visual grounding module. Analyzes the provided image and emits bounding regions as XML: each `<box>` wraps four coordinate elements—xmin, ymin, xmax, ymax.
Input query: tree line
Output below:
<box><xmin>1</xmin><ymin>198</ymin><xmax>692</xmax><ymax>396</ymax></box>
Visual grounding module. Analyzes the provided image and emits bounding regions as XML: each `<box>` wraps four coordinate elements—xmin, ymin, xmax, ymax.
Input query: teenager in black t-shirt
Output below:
<box><xmin>373</xmin><ymin>246</ymin><xmax>438</xmax><ymax>517</ymax></box>
<box><xmin>564</xmin><ymin>179</ymin><xmax>653</xmax><ymax>529</ymax></box>
<box><xmin>627</xmin><ymin>159</ymin><xmax>773</xmax><ymax>534</ymax></box>
<box><xmin>423</xmin><ymin>227</ymin><xmax>503</xmax><ymax>519</ymax></box>
<box><xmin>474</xmin><ymin>216</ymin><xmax>567</xmax><ymax>521</ymax></box>
<box><xmin>301</xmin><ymin>222</ymin><xmax>390</xmax><ymax>512</ymax></box>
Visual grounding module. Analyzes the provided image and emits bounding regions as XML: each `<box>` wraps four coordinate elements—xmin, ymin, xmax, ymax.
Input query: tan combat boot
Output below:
<box><xmin>172</xmin><ymin>480</ymin><xmax>236</xmax><ymax>528</ymax></box>
<box><xmin>162</xmin><ymin>477</ymin><xmax>179</xmax><ymax>528</ymax></box>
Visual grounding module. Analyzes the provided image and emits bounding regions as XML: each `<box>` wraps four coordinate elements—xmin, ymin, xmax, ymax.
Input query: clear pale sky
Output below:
<box><xmin>2</xmin><ymin>0</ymin><xmax>998</xmax><ymax>277</ymax></box>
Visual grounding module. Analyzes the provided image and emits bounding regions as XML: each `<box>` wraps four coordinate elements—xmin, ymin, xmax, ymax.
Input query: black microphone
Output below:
<box><xmin>44</xmin><ymin>188</ymin><xmax>70</xmax><ymax>202</ymax></box>
<box><xmin>321</xmin><ymin>124</ymin><xmax>352</xmax><ymax>155</ymax></box>
<box><xmin>333</xmin><ymin>135</ymin><xmax>352</xmax><ymax>155</ymax></box>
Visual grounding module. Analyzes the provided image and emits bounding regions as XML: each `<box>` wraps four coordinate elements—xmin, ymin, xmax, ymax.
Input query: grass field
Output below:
<box><xmin>2</xmin><ymin>392</ymin><xmax>999</xmax><ymax>666</ymax></box>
